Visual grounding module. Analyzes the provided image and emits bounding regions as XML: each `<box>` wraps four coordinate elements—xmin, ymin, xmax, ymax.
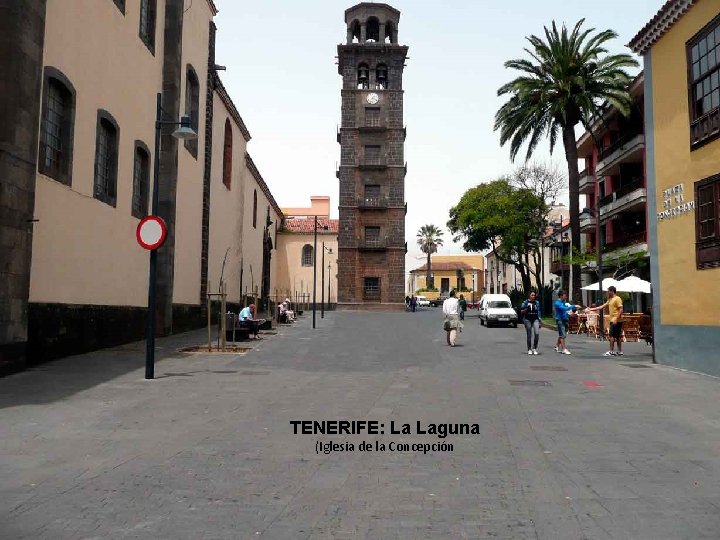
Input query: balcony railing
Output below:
<box><xmin>550</xmin><ymin>260</ymin><xmax>570</xmax><ymax>274</ymax></box>
<box><xmin>358</xmin><ymin>236</ymin><xmax>388</xmax><ymax>250</ymax></box>
<box><xmin>603</xmin><ymin>230</ymin><xmax>647</xmax><ymax>253</ymax></box>
<box><xmin>598</xmin><ymin>131</ymin><xmax>644</xmax><ymax>160</ymax></box>
<box><xmin>357</xmin><ymin>196</ymin><xmax>389</xmax><ymax>209</ymax></box>
<box><xmin>359</xmin><ymin>155</ymin><xmax>387</xmax><ymax>168</ymax></box>
<box><xmin>579</xmin><ymin>212</ymin><xmax>596</xmax><ymax>231</ymax></box>
<box><xmin>579</xmin><ymin>167</ymin><xmax>594</xmax><ymax>194</ymax></box>
<box><xmin>599</xmin><ymin>181</ymin><xmax>643</xmax><ymax>207</ymax></box>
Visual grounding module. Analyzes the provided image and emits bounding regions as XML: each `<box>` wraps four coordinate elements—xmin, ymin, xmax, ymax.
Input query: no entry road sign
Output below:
<box><xmin>136</xmin><ymin>216</ymin><xmax>167</xmax><ymax>250</ymax></box>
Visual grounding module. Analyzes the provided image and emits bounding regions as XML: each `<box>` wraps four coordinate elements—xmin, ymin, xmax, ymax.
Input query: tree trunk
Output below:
<box><xmin>426</xmin><ymin>252</ymin><xmax>432</xmax><ymax>289</ymax></box>
<box><xmin>562</xmin><ymin>125</ymin><xmax>582</xmax><ymax>302</ymax></box>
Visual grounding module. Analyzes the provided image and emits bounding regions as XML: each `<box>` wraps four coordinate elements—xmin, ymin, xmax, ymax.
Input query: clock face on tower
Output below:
<box><xmin>366</xmin><ymin>92</ymin><xmax>379</xmax><ymax>105</ymax></box>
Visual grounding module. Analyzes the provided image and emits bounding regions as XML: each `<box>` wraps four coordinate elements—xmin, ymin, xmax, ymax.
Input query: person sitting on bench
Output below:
<box><xmin>239</xmin><ymin>304</ymin><xmax>262</xmax><ymax>339</ymax></box>
<box><xmin>282</xmin><ymin>298</ymin><xmax>295</xmax><ymax>321</ymax></box>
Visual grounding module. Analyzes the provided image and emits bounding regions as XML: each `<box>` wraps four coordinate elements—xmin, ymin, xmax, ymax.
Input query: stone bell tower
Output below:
<box><xmin>336</xmin><ymin>2</ymin><xmax>408</xmax><ymax>309</ymax></box>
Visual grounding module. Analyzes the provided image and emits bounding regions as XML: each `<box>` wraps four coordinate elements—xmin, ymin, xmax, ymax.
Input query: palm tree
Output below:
<box><xmin>417</xmin><ymin>225</ymin><xmax>444</xmax><ymax>289</ymax></box>
<box><xmin>494</xmin><ymin>20</ymin><xmax>637</xmax><ymax>299</ymax></box>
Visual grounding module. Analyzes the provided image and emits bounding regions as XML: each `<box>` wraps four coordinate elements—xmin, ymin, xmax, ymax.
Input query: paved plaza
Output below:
<box><xmin>1</xmin><ymin>309</ymin><xmax>719</xmax><ymax>539</ymax></box>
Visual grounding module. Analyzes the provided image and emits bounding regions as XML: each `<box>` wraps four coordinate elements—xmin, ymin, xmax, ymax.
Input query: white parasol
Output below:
<box><xmin>614</xmin><ymin>276</ymin><xmax>652</xmax><ymax>294</ymax></box>
<box><xmin>580</xmin><ymin>278</ymin><xmax>621</xmax><ymax>291</ymax></box>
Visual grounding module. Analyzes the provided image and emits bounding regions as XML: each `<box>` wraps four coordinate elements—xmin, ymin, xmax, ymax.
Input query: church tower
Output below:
<box><xmin>336</xmin><ymin>3</ymin><xmax>408</xmax><ymax>309</ymax></box>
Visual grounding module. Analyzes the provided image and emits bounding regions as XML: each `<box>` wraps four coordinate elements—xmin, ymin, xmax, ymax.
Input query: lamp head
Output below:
<box><xmin>172</xmin><ymin>115</ymin><xmax>198</xmax><ymax>140</ymax></box>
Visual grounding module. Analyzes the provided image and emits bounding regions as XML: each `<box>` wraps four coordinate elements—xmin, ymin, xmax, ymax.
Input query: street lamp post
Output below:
<box><xmin>321</xmin><ymin>243</ymin><xmax>333</xmax><ymax>318</ymax></box>
<box><xmin>580</xmin><ymin>205</ymin><xmax>604</xmax><ymax>340</ymax></box>
<box><xmin>328</xmin><ymin>261</ymin><xmax>331</xmax><ymax>311</ymax></box>
<box><xmin>145</xmin><ymin>92</ymin><xmax>197</xmax><ymax>379</ymax></box>
<box><xmin>312</xmin><ymin>215</ymin><xmax>318</xmax><ymax>329</ymax></box>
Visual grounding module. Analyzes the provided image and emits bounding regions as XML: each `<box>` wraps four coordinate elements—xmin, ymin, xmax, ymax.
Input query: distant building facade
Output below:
<box><xmin>410</xmin><ymin>255</ymin><xmax>484</xmax><ymax>300</ymax></box>
<box><xmin>576</xmin><ymin>73</ymin><xmax>650</xmax><ymax>307</ymax></box>
<box><xmin>275</xmin><ymin>197</ymin><xmax>339</xmax><ymax>306</ymax></box>
<box><xmin>336</xmin><ymin>3</ymin><xmax>408</xmax><ymax>309</ymax></box>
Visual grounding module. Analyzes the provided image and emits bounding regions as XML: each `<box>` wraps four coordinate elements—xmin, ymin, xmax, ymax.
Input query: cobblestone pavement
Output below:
<box><xmin>1</xmin><ymin>309</ymin><xmax>719</xmax><ymax>539</ymax></box>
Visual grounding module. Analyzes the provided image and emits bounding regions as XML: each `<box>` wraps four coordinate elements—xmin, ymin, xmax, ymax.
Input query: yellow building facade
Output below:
<box><xmin>630</xmin><ymin>0</ymin><xmax>720</xmax><ymax>375</ymax></box>
<box><xmin>409</xmin><ymin>255</ymin><xmax>485</xmax><ymax>300</ymax></box>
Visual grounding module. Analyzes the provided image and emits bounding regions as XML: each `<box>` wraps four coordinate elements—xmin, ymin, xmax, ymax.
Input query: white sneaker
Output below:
<box><xmin>553</xmin><ymin>346</ymin><xmax>559</xmax><ymax>352</ymax></box>
<box><xmin>532</xmin><ymin>349</ymin><xmax>539</xmax><ymax>355</ymax></box>
<box><xmin>528</xmin><ymin>350</ymin><xmax>533</xmax><ymax>355</ymax></box>
<box><xmin>562</xmin><ymin>349</ymin><xmax>572</xmax><ymax>355</ymax></box>
<box><xmin>603</xmin><ymin>351</ymin><xmax>615</xmax><ymax>357</ymax></box>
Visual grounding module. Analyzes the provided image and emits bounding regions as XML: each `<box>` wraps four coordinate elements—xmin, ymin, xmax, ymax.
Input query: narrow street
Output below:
<box><xmin>1</xmin><ymin>310</ymin><xmax>718</xmax><ymax>539</ymax></box>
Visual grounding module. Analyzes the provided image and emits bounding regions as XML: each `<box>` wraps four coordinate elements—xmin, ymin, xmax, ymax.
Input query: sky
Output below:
<box><xmin>213</xmin><ymin>0</ymin><xmax>661</xmax><ymax>271</ymax></box>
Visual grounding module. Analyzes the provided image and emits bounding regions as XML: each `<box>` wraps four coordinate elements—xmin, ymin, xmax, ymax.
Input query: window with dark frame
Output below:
<box><xmin>363</xmin><ymin>277</ymin><xmax>380</xmax><ymax>299</ymax></box>
<box><xmin>132</xmin><ymin>142</ymin><xmax>150</xmax><ymax>219</ymax></box>
<box><xmin>139</xmin><ymin>0</ymin><xmax>156</xmax><ymax>53</ymax></box>
<box><xmin>301</xmin><ymin>244</ymin><xmax>313</xmax><ymax>267</ymax></box>
<box><xmin>184</xmin><ymin>66</ymin><xmax>200</xmax><ymax>158</ymax></box>
<box><xmin>365</xmin><ymin>107</ymin><xmax>380</xmax><ymax>127</ymax></box>
<box><xmin>695</xmin><ymin>174</ymin><xmax>720</xmax><ymax>269</ymax></box>
<box><xmin>222</xmin><ymin>119</ymin><xmax>232</xmax><ymax>189</ymax></box>
<box><xmin>688</xmin><ymin>17</ymin><xmax>720</xmax><ymax>147</ymax></box>
<box><xmin>93</xmin><ymin>112</ymin><xmax>119</xmax><ymax>206</ymax></box>
<box><xmin>364</xmin><ymin>226</ymin><xmax>381</xmax><ymax>247</ymax></box>
<box><xmin>39</xmin><ymin>71</ymin><xmax>75</xmax><ymax>185</ymax></box>
<box><xmin>364</xmin><ymin>145</ymin><xmax>381</xmax><ymax>165</ymax></box>
<box><xmin>253</xmin><ymin>189</ymin><xmax>258</xmax><ymax>228</ymax></box>
<box><xmin>363</xmin><ymin>184</ymin><xmax>381</xmax><ymax>205</ymax></box>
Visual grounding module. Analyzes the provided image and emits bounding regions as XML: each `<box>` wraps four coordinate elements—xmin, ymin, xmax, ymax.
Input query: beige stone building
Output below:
<box><xmin>275</xmin><ymin>197</ymin><xmax>339</xmax><ymax>306</ymax></box>
<box><xmin>0</xmin><ymin>0</ymin><xmax>285</xmax><ymax>370</ymax></box>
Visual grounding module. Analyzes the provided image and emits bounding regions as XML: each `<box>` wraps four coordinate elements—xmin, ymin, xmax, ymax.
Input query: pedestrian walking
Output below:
<box><xmin>442</xmin><ymin>290</ymin><xmax>463</xmax><ymax>347</ymax></box>
<box><xmin>553</xmin><ymin>291</ymin><xmax>579</xmax><ymax>355</ymax></box>
<box><xmin>588</xmin><ymin>285</ymin><xmax>624</xmax><ymax>356</ymax></box>
<box><xmin>459</xmin><ymin>294</ymin><xmax>468</xmax><ymax>320</ymax></box>
<box><xmin>410</xmin><ymin>295</ymin><xmax>417</xmax><ymax>313</ymax></box>
<box><xmin>405</xmin><ymin>295</ymin><xmax>411</xmax><ymax>311</ymax></box>
<box><xmin>520</xmin><ymin>290</ymin><xmax>541</xmax><ymax>355</ymax></box>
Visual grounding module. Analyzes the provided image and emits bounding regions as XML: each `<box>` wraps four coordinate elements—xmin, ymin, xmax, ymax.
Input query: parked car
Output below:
<box><xmin>415</xmin><ymin>296</ymin><xmax>430</xmax><ymax>307</ymax></box>
<box><xmin>478</xmin><ymin>294</ymin><xmax>518</xmax><ymax>327</ymax></box>
<box><xmin>429</xmin><ymin>295</ymin><xmax>448</xmax><ymax>307</ymax></box>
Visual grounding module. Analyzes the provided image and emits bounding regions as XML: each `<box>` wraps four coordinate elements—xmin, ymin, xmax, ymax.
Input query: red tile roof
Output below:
<box><xmin>282</xmin><ymin>218</ymin><xmax>339</xmax><ymax>234</ymax></box>
<box><xmin>411</xmin><ymin>262</ymin><xmax>476</xmax><ymax>272</ymax></box>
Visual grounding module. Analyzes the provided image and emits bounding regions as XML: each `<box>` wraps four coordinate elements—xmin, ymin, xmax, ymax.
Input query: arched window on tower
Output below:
<box><xmin>385</xmin><ymin>21</ymin><xmax>396</xmax><ymax>44</ymax></box>
<box><xmin>349</xmin><ymin>20</ymin><xmax>360</xmax><ymax>44</ymax></box>
<box><xmin>222</xmin><ymin>119</ymin><xmax>232</xmax><ymax>189</ymax></box>
<box><xmin>357</xmin><ymin>63</ymin><xmax>369</xmax><ymax>90</ymax></box>
<box><xmin>376</xmin><ymin>64</ymin><xmax>388</xmax><ymax>90</ymax></box>
<box><xmin>366</xmin><ymin>17</ymin><xmax>379</xmax><ymax>42</ymax></box>
<box><xmin>301</xmin><ymin>244</ymin><xmax>313</xmax><ymax>267</ymax></box>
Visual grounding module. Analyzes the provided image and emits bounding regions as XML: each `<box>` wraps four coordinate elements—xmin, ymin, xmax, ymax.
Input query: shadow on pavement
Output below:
<box><xmin>0</xmin><ymin>328</ymin><xmax>218</xmax><ymax>409</ymax></box>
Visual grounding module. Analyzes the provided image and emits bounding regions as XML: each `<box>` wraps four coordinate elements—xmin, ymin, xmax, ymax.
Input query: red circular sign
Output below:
<box><xmin>136</xmin><ymin>216</ymin><xmax>167</xmax><ymax>250</ymax></box>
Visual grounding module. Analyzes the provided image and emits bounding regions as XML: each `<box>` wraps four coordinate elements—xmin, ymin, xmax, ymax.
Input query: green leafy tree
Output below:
<box><xmin>416</xmin><ymin>224</ymin><xmax>444</xmax><ymax>289</ymax></box>
<box><xmin>447</xmin><ymin>179</ymin><xmax>546</xmax><ymax>292</ymax></box>
<box><xmin>494</xmin><ymin>19</ymin><xmax>638</xmax><ymax>300</ymax></box>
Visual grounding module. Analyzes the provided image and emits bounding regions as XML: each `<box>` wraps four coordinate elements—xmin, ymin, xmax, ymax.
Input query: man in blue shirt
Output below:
<box><xmin>553</xmin><ymin>291</ymin><xmax>579</xmax><ymax>355</ymax></box>
<box><xmin>239</xmin><ymin>304</ymin><xmax>261</xmax><ymax>339</ymax></box>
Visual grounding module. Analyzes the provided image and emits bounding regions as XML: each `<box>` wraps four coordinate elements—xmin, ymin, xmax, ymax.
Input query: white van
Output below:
<box><xmin>479</xmin><ymin>294</ymin><xmax>518</xmax><ymax>327</ymax></box>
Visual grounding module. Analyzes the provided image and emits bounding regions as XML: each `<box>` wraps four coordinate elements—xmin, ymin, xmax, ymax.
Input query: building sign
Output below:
<box><xmin>657</xmin><ymin>183</ymin><xmax>695</xmax><ymax>221</ymax></box>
